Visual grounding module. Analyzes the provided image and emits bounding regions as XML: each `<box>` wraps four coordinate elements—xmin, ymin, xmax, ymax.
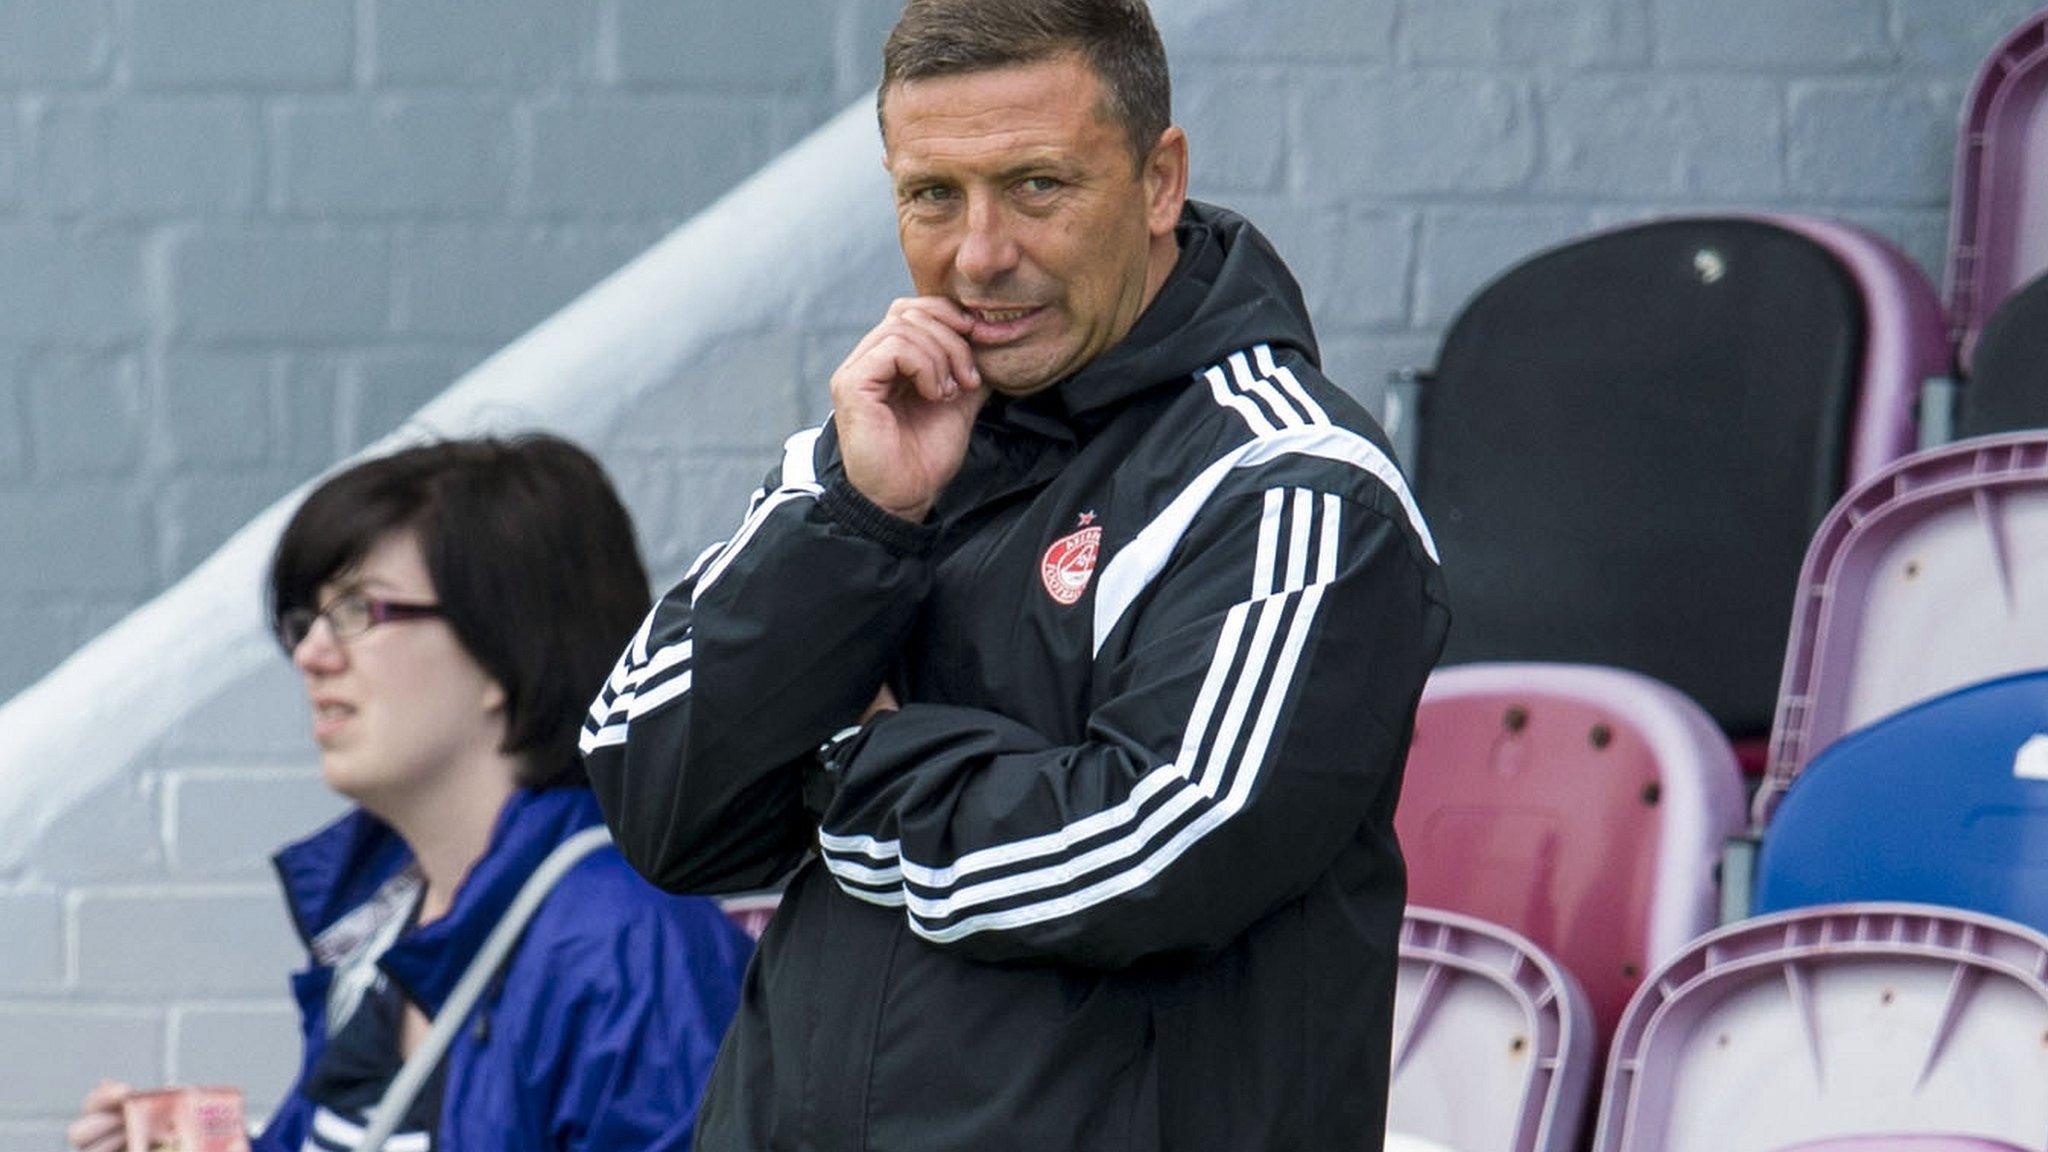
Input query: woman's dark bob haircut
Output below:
<box><xmin>268</xmin><ymin>434</ymin><xmax>650</xmax><ymax>789</ymax></box>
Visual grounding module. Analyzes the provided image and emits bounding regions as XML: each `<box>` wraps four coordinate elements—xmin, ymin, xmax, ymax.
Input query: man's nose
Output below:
<box><xmin>954</xmin><ymin>196</ymin><xmax>1020</xmax><ymax>285</ymax></box>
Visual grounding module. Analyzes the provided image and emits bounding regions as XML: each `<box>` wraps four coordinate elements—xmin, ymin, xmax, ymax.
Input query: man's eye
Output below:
<box><xmin>1019</xmin><ymin>177</ymin><xmax>1062</xmax><ymax>195</ymax></box>
<box><xmin>910</xmin><ymin>185</ymin><xmax>956</xmax><ymax>205</ymax></box>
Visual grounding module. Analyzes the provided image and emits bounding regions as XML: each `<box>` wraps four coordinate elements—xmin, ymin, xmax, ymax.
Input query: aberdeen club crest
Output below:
<box><xmin>1040</xmin><ymin>511</ymin><xmax>1102</xmax><ymax>605</ymax></box>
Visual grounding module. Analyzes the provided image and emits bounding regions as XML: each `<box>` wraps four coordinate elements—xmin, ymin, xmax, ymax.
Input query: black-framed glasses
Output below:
<box><xmin>275</xmin><ymin>593</ymin><xmax>446</xmax><ymax>652</ymax></box>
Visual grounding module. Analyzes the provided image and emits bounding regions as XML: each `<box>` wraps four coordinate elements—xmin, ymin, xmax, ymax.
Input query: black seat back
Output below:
<box><xmin>1960</xmin><ymin>269</ymin><xmax>2048</xmax><ymax>439</ymax></box>
<box><xmin>1421</xmin><ymin>219</ymin><xmax>1864</xmax><ymax>737</ymax></box>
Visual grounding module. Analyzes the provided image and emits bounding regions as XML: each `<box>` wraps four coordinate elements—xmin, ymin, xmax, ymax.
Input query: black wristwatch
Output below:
<box><xmin>803</xmin><ymin>724</ymin><xmax>863</xmax><ymax>816</ymax></box>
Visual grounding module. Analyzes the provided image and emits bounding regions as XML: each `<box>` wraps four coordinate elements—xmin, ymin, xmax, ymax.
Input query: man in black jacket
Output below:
<box><xmin>582</xmin><ymin>0</ymin><xmax>1449</xmax><ymax>1147</ymax></box>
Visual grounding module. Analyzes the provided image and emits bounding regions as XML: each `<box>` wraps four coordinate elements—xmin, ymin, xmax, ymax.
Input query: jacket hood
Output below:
<box><xmin>1045</xmin><ymin>199</ymin><xmax>1319</xmax><ymax>423</ymax></box>
<box><xmin>272</xmin><ymin>786</ymin><xmax>606</xmax><ymax>1016</ymax></box>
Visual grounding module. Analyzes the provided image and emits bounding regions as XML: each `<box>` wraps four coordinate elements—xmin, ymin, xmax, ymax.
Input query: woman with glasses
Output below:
<box><xmin>69</xmin><ymin>435</ymin><xmax>753</xmax><ymax>1152</ymax></box>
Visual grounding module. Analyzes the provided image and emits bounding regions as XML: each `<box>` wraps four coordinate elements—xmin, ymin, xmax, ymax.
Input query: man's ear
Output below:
<box><xmin>1143</xmin><ymin>126</ymin><xmax>1189</xmax><ymax>238</ymax></box>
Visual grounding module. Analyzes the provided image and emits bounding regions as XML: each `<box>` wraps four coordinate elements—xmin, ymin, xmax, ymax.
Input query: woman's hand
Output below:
<box><xmin>66</xmin><ymin>1080</ymin><xmax>130</xmax><ymax>1152</ymax></box>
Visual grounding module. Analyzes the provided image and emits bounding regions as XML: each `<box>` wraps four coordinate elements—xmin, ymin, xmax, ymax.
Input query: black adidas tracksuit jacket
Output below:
<box><xmin>583</xmin><ymin>202</ymin><xmax>1451</xmax><ymax>1151</ymax></box>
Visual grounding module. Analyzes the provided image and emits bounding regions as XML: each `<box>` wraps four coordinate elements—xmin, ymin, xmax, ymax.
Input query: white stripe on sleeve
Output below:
<box><xmin>819</xmin><ymin>488</ymin><xmax>1345</xmax><ymax>944</ymax></box>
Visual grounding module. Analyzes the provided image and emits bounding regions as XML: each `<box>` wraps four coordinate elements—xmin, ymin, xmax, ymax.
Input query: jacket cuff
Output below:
<box><xmin>809</xmin><ymin>705</ymin><xmax>917</xmax><ymax>816</ymax></box>
<box><xmin>818</xmin><ymin>478</ymin><xmax>939</xmax><ymax>557</ymax></box>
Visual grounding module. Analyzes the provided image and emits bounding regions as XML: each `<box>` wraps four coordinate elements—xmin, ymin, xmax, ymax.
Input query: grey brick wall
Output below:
<box><xmin>0</xmin><ymin>0</ymin><xmax>875</xmax><ymax>703</ymax></box>
<box><xmin>2</xmin><ymin>0</ymin><xmax>2041</xmax><ymax>1135</ymax></box>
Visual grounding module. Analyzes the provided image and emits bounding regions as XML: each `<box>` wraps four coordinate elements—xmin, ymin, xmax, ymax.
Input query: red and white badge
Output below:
<box><xmin>1040</xmin><ymin>512</ymin><xmax>1102</xmax><ymax>606</ymax></box>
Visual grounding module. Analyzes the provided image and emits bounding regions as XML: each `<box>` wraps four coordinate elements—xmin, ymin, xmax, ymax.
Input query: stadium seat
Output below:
<box><xmin>1759</xmin><ymin>432</ymin><xmax>2048</xmax><ymax>824</ymax></box>
<box><xmin>1955</xmin><ymin>268</ymin><xmax>2048</xmax><ymax>438</ymax></box>
<box><xmin>1591</xmin><ymin>905</ymin><xmax>2048</xmax><ymax>1152</ymax></box>
<box><xmin>1383</xmin><ymin>1136</ymin><xmax>1461</xmax><ymax>1152</ymax></box>
<box><xmin>1770</xmin><ymin>1137</ymin><xmax>2033</xmax><ymax>1152</ymax></box>
<box><xmin>1944</xmin><ymin>6</ymin><xmax>2048</xmax><ymax>376</ymax></box>
<box><xmin>1755</xmin><ymin>214</ymin><xmax>1954</xmax><ymax>479</ymax></box>
<box><xmin>1397</xmin><ymin>664</ymin><xmax>1746</xmax><ymax>1040</ymax></box>
<box><xmin>1753</xmin><ymin>670</ymin><xmax>2048</xmax><ymax>934</ymax></box>
<box><xmin>1389</xmin><ymin>908</ymin><xmax>1597</xmax><ymax>1152</ymax></box>
<box><xmin>1415</xmin><ymin>216</ymin><xmax>1945</xmax><ymax>750</ymax></box>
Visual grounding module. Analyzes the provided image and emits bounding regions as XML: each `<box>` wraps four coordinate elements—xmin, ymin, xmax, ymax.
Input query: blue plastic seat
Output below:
<box><xmin>1753</xmin><ymin>669</ymin><xmax>2048</xmax><ymax>931</ymax></box>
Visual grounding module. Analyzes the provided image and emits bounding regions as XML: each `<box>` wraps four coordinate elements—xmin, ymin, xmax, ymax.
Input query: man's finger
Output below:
<box><xmin>842</xmin><ymin>298</ymin><xmax>931</xmax><ymax>372</ymax></box>
<box><xmin>894</xmin><ymin>307</ymin><xmax>980</xmax><ymax>390</ymax></box>
<box><xmin>837</xmin><ymin>328</ymin><xmax>941</xmax><ymax>406</ymax></box>
<box><xmin>839</xmin><ymin>324</ymin><xmax>894</xmax><ymax>377</ymax></box>
<box><xmin>842</xmin><ymin>301</ymin><xmax>954</xmax><ymax>380</ymax></box>
<box><xmin>870</xmin><ymin>333</ymin><xmax>954</xmax><ymax>404</ymax></box>
<box><xmin>888</xmin><ymin>295</ymin><xmax>975</xmax><ymax>333</ymax></box>
<box><xmin>842</xmin><ymin>297</ymin><xmax>978</xmax><ymax>388</ymax></box>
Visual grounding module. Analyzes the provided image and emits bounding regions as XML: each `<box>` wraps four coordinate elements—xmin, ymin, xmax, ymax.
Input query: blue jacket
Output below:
<box><xmin>259</xmin><ymin>787</ymin><xmax>752</xmax><ymax>1151</ymax></box>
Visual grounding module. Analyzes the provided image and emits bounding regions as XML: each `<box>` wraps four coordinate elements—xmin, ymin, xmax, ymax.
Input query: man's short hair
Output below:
<box><xmin>880</xmin><ymin>0</ymin><xmax>1172</xmax><ymax>165</ymax></box>
<box><xmin>268</xmin><ymin>434</ymin><xmax>651</xmax><ymax>790</ymax></box>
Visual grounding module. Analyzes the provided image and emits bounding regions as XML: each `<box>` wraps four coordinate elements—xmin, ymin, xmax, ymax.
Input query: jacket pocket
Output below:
<box><xmin>1144</xmin><ymin>907</ymin><xmax>1310</xmax><ymax>1151</ymax></box>
<box><xmin>862</xmin><ymin>946</ymin><xmax>1153</xmax><ymax>1152</ymax></box>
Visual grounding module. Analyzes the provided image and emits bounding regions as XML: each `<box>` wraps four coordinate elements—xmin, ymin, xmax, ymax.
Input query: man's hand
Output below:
<box><xmin>831</xmin><ymin>297</ymin><xmax>987</xmax><ymax>522</ymax></box>
<box><xmin>66</xmin><ymin>1080</ymin><xmax>130</xmax><ymax>1152</ymax></box>
<box><xmin>861</xmin><ymin>684</ymin><xmax>900</xmax><ymax>723</ymax></box>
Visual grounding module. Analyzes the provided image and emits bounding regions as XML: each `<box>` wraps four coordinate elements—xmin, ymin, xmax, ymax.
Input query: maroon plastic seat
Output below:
<box><xmin>1397</xmin><ymin>664</ymin><xmax>1745</xmax><ymax>1044</ymax></box>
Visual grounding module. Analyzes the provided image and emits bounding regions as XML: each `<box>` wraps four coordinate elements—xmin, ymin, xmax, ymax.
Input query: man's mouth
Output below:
<box><xmin>970</xmin><ymin>306</ymin><xmax>1036</xmax><ymax>324</ymax></box>
<box><xmin>964</xmin><ymin>305</ymin><xmax>1044</xmax><ymax>344</ymax></box>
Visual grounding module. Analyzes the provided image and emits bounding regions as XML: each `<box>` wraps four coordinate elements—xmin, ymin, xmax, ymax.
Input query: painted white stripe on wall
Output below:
<box><xmin>0</xmin><ymin>0</ymin><xmax>1332</xmax><ymax>878</ymax></box>
<box><xmin>0</xmin><ymin>99</ymin><xmax>897</xmax><ymax>868</ymax></box>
